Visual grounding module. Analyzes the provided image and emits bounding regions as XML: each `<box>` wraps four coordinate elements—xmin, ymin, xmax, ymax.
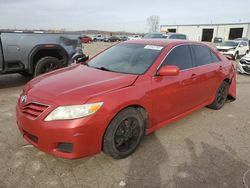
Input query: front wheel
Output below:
<box><xmin>233</xmin><ymin>51</ymin><xmax>239</xmax><ymax>60</ymax></box>
<box><xmin>103</xmin><ymin>108</ymin><xmax>145</xmax><ymax>159</ymax></box>
<box><xmin>207</xmin><ymin>81</ymin><xmax>229</xmax><ymax>110</ymax></box>
<box><xmin>34</xmin><ymin>56</ymin><xmax>62</xmax><ymax>77</ymax></box>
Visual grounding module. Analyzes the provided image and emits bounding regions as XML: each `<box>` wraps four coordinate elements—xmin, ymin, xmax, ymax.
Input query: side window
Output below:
<box><xmin>242</xmin><ymin>42</ymin><xmax>247</xmax><ymax>47</ymax></box>
<box><xmin>169</xmin><ymin>35</ymin><xmax>176</xmax><ymax>39</ymax></box>
<box><xmin>192</xmin><ymin>45</ymin><xmax>220</xmax><ymax>66</ymax></box>
<box><xmin>210</xmin><ymin>51</ymin><xmax>220</xmax><ymax>63</ymax></box>
<box><xmin>177</xmin><ymin>35</ymin><xmax>187</xmax><ymax>40</ymax></box>
<box><xmin>161</xmin><ymin>45</ymin><xmax>193</xmax><ymax>70</ymax></box>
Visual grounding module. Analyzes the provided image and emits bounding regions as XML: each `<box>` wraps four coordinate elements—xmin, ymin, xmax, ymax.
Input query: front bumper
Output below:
<box><xmin>237</xmin><ymin>61</ymin><xmax>250</xmax><ymax>75</ymax></box>
<box><xmin>16</xmin><ymin>102</ymin><xmax>110</xmax><ymax>159</ymax></box>
<box><xmin>218</xmin><ymin>51</ymin><xmax>235</xmax><ymax>56</ymax></box>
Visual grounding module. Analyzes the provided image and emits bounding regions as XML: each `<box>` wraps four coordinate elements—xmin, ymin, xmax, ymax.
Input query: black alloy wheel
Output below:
<box><xmin>103</xmin><ymin>108</ymin><xmax>145</xmax><ymax>159</ymax></box>
<box><xmin>207</xmin><ymin>81</ymin><xmax>229</xmax><ymax>110</ymax></box>
<box><xmin>114</xmin><ymin>117</ymin><xmax>140</xmax><ymax>153</ymax></box>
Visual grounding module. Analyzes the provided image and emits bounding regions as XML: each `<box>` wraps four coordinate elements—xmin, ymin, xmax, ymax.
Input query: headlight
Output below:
<box><xmin>228</xmin><ymin>48</ymin><xmax>236</xmax><ymax>51</ymax></box>
<box><xmin>44</xmin><ymin>102</ymin><xmax>103</xmax><ymax>121</ymax></box>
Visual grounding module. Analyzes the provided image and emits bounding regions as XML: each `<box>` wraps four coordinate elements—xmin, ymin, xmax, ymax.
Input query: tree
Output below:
<box><xmin>147</xmin><ymin>15</ymin><xmax>160</xmax><ymax>32</ymax></box>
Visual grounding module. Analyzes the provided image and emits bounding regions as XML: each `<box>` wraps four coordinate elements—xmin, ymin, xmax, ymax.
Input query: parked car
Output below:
<box><xmin>237</xmin><ymin>53</ymin><xmax>250</xmax><ymax>74</ymax></box>
<box><xmin>213</xmin><ymin>37</ymin><xmax>223</xmax><ymax>43</ymax></box>
<box><xmin>120</xmin><ymin>36</ymin><xmax>129</xmax><ymax>41</ymax></box>
<box><xmin>143</xmin><ymin>32</ymin><xmax>187</xmax><ymax>40</ymax></box>
<box><xmin>16</xmin><ymin>39</ymin><xmax>236</xmax><ymax>159</ymax></box>
<box><xmin>92</xmin><ymin>34</ymin><xmax>105</xmax><ymax>41</ymax></box>
<box><xmin>0</xmin><ymin>32</ymin><xmax>82</xmax><ymax>77</ymax></box>
<box><xmin>80</xmin><ymin>35</ymin><xmax>92</xmax><ymax>43</ymax></box>
<box><xmin>128</xmin><ymin>35</ymin><xmax>141</xmax><ymax>40</ymax></box>
<box><xmin>234</xmin><ymin>37</ymin><xmax>250</xmax><ymax>46</ymax></box>
<box><xmin>104</xmin><ymin>36</ymin><xmax>121</xmax><ymax>42</ymax></box>
<box><xmin>216</xmin><ymin>40</ymin><xmax>249</xmax><ymax>60</ymax></box>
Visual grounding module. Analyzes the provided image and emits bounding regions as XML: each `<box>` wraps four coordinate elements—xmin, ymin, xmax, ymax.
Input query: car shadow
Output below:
<box><xmin>0</xmin><ymin>74</ymin><xmax>31</xmax><ymax>89</ymax></box>
<box><xmin>125</xmin><ymin>133</ymin><xmax>168</xmax><ymax>188</ymax></box>
<box><xmin>169</xmin><ymin>138</ymin><xmax>250</xmax><ymax>188</ymax></box>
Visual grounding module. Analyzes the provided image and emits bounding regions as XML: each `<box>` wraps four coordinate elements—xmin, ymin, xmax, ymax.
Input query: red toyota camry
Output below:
<box><xmin>16</xmin><ymin>39</ymin><xmax>236</xmax><ymax>159</ymax></box>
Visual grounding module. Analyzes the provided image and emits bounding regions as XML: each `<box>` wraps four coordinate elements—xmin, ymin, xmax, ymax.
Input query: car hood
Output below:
<box><xmin>24</xmin><ymin>64</ymin><xmax>138</xmax><ymax>105</ymax></box>
<box><xmin>242</xmin><ymin>53</ymin><xmax>250</xmax><ymax>60</ymax></box>
<box><xmin>216</xmin><ymin>46</ymin><xmax>236</xmax><ymax>50</ymax></box>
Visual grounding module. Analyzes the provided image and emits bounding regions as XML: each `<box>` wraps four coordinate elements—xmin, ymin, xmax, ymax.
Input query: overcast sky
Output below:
<box><xmin>0</xmin><ymin>0</ymin><xmax>249</xmax><ymax>33</ymax></box>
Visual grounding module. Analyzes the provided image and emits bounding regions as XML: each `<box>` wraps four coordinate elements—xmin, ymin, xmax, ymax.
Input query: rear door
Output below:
<box><xmin>190</xmin><ymin>44</ymin><xmax>223</xmax><ymax>103</ymax></box>
<box><xmin>0</xmin><ymin>35</ymin><xmax>3</xmax><ymax>71</ymax></box>
<box><xmin>151</xmin><ymin>44</ymin><xmax>199</xmax><ymax>125</ymax></box>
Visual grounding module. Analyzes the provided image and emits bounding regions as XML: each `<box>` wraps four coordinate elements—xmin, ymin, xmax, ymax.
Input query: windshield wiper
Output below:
<box><xmin>95</xmin><ymin>66</ymin><xmax>111</xmax><ymax>72</ymax></box>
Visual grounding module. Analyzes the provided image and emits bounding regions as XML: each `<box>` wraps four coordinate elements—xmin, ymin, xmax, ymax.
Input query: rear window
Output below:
<box><xmin>192</xmin><ymin>45</ymin><xmax>220</xmax><ymax>66</ymax></box>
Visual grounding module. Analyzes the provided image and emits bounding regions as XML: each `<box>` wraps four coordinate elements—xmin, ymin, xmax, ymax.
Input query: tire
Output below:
<box><xmin>34</xmin><ymin>56</ymin><xmax>62</xmax><ymax>77</ymax></box>
<box><xmin>233</xmin><ymin>51</ymin><xmax>239</xmax><ymax>60</ymax></box>
<box><xmin>19</xmin><ymin>71</ymin><xmax>32</xmax><ymax>77</ymax></box>
<box><xmin>103</xmin><ymin>107</ymin><xmax>145</xmax><ymax>159</ymax></box>
<box><xmin>207</xmin><ymin>81</ymin><xmax>229</xmax><ymax>110</ymax></box>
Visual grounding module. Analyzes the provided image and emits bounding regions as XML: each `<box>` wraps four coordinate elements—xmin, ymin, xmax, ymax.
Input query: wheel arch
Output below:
<box><xmin>224</xmin><ymin>76</ymin><xmax>236</xmax><ymax>101</ymax></box>
<box><xmin>28</xmin><ymin>44</ymin><xmax>69</xmax><ymax>74</ymax></box>
<box><xmin>101</xmin><ymin>104</ymin><xmax>149</xmax><ymax>151</ymax></box>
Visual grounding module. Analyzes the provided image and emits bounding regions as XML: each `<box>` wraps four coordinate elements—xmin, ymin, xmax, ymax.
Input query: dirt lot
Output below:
<box><xmin>0</xmin><ymin>42</ymin><xmax>250</xmax><ymax>188</ymax></box>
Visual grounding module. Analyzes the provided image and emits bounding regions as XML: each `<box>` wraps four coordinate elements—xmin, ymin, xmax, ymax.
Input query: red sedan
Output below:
<box><xmin>16</xmin><ymin>39</ymin><xmax>236</xmax><ymax>159</ymax></box>
<box><xmin>80</xmin><ymin>35</ymin><xmax>92</xmax><ymax>43</ymax></box>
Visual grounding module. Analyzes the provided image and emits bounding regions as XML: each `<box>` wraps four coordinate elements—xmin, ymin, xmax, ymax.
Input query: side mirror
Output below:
<box><xmin>76</xmin><ymin>54</ymin><xmax>89</xmax><ymax>64</ymax></box>
<box><xmin>239</xmin><ymin>44</ymin><xmax>243</xmax><ymax>48</ymax></box>
<box><xmin>157</xmin><ymin>65</ymin><xmax>180</xmax><ymax>76</ymax></box>
<box><xmin>79</xmin><ymin>54</ymin><xmax>89</xmax><ymax>62</ymax></box>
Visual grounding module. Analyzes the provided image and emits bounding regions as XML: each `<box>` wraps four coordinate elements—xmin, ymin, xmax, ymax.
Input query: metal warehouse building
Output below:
<box><xmin>160</xmin><ymin>22</ymin><xmax>250</xmax><ymax>42</ymax></box>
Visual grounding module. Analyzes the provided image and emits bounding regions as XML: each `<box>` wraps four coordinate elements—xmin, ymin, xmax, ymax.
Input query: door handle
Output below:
<box><xmin>219</xmin><ymin>66</ymin><xmax>223</xmax><ymax>71</ymax></box>
<box><xmin>191</xmin><ymin>74</ymin><xmax>197</xmax><ymax>80</ymax></box>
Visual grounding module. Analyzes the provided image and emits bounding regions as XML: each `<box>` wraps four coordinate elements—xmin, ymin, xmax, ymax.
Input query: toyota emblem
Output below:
<box><xmin>20</xmin><ymin>95</ymin><xmax>27</xmax><ymax>105</ymax></box>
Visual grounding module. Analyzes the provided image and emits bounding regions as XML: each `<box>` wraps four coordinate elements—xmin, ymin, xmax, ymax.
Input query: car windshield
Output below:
<box><xmin>88</xmin><ymin>43</ymin><xmax>164</xmax><ymax>74</ymax></box>
<box><xmin>143</xmin><ymin>33</ymin><xmax>166</xmax><ymax>39</ymax></box>
<box><xmin>220</xmin><ymin>41</ymin><xmax>239</xmax><ymax>47</ymax></box>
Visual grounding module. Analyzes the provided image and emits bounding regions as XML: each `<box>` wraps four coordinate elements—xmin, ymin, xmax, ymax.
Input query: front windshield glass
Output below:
<box><xmin>88</xmin><ymin>43</ymin><xmax>164</xmax><ymax>75</ymax></box>
<box><xmin>220</xmin><ymin>41</ymin><xmax>239</xmax><ymax>47</ymax></box>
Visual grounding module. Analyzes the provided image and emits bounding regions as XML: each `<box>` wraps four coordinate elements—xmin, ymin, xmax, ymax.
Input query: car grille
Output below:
<box><xmin>243</xmin><ymin>66</ymin><xmax>250</xmax><ymax>73</ymax></box>
<box><xmin>241</xmin><ymin>59</ymin><xmax>250</xmax><ymax>65</ymax></box>
<box><xmin>20</xmin><ymin>102</ymin><xmax>49</xmax><ymax>119</ymax></box>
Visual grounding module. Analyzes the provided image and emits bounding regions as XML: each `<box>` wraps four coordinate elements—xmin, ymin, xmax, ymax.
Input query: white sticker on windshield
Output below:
<box><xmin>144</xmin><ymin>45</ymin><xmax>163</xmax><ymax>51</ymax></box>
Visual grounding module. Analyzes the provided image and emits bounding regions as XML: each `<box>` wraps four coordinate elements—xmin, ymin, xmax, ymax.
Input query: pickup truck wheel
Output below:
<box><xmin>19</xmin><ymin>71</ymin><xmax>32</xmax><ymax>77</ymax></box>
<box><xmin>34</xmin><ymin>56</ymin><xmax>62</xmax><ymax>77</ymax></box>
<box><xmin>103</xmin><ymin>108</ymin><xmax>145</xmax><ymax>159</ymax></box>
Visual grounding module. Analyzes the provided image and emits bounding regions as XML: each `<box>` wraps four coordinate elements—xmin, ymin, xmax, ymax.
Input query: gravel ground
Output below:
<box><xmin>0</xmin><ymin>42</ymin><xmax>250</xmax><ymax>188</ymax></box>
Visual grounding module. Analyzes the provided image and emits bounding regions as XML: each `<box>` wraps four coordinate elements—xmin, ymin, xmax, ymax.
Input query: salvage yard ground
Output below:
<box><xmin>0</xmin><ymin>42</ymin><xmax>250</xmax><ymax>188</ymax></box>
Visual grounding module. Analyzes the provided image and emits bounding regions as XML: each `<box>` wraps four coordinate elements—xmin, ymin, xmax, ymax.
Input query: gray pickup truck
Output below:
<box><xmin>0</xmin><ymin>32</ymin><xmax>83</xmax><ymax>77</ymax></box>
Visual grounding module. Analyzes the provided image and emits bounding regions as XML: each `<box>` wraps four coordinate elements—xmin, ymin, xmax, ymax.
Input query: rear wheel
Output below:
<box><xmin>103</xmin><ymin>108</ymin><xmax>145</xmax><ymax>159</ymax></box>
<box><xmin>34</xmin><ymin>56</ymin><xmax>62</xmax><ymax>77</ymax></box>
<box><xmin>207</xmin><ymin>81</ymin><xmax>229</xmax><ymax>110</ymax></box>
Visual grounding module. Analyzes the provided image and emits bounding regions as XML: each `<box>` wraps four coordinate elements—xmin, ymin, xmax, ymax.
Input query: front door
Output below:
<box><xmin>151</xmin><ymin>45</ymin><xmax>198</xmax><ymax>126</ymax></box>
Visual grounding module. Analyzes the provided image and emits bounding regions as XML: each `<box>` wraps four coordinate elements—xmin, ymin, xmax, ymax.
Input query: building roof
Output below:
<box><xmin>161</xmin><ymin>22</ymin><xmax>250</xmax><ymax>27</ymax></box>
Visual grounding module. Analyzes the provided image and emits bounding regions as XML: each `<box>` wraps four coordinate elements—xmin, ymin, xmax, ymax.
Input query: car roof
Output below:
<box><xmin>124</xmin><ymin>39</ymin><xmax>200</xmax><ymax>47</ymax></box>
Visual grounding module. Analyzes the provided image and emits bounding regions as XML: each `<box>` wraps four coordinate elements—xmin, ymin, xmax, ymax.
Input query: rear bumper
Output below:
<box><xmin>16</xmin><ymin>105</ymin><xmax>109</xmax><ymax>159</ymax></box>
